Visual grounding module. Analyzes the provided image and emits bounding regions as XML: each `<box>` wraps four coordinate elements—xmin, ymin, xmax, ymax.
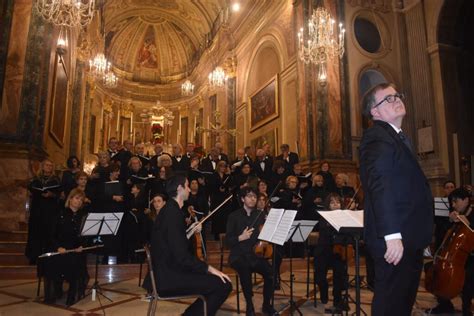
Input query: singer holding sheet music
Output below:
<box><xmin>225</xmin><ymin>187</ymin><xmax>278</xmax><ymax>316</ymax></box>
<box><xmin>151</xmin><ymin>176</ymin><xmax>232</xmax><ymax>316</ymax></box>
<box><xmin>25</xmin><ymin>159</ymin><xmax>62</xmax><ymax>264</ymax></box>
<box><xmin>359</xmin><ymin>83</ymin><xmax>434</xmax><ymax>316</ymax></box>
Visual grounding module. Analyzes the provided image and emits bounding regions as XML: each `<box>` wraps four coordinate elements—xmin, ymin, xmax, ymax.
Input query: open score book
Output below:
<box><xmin>317</xmin><ymin>210</ymin><xmax>364</xmax><ymax>232</ymax></box>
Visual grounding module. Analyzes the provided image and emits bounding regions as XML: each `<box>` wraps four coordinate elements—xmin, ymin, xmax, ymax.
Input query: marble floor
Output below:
<box><xmin>0</xmin><ymin>265</ymin><xmax>468</xmax><ymax>316</ymax></box>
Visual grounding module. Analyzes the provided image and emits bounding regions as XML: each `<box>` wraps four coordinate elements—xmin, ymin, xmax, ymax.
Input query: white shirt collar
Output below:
<box><xmin>388</xmin><ymin>122</ymin><xmax>402</xmax><ymax>134</ymax></box>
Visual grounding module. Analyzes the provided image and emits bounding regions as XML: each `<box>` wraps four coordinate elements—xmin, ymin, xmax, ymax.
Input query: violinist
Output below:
<box><xmin>151</xmin><ymin>176</ymin><xmax>231</xmax><ymax>316</ymax></box>
<box><xmin>183</xmin><ymin>179</ymin><xmax>209</xmax><ymax>256</ymax></box>
<box><xmin>313</xmin><ymin>193</ymin><xmax>349</xmax><ymax>312</ymax></box>
<box><xmin>225</xmin><ymin>187</ymin><xmax>277</xmax><ymax>316</ymax></box>
<box><xmin>426</xmin><ymin>187</ymin><xmax>474</xmax><ymax>316</ymax></box>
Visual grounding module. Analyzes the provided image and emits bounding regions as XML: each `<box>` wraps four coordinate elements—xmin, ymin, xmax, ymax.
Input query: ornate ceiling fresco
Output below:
<box><xmin>104</xmin><ymin>0</ymin><xmax>226</xmax><ymax>85</ymax></box>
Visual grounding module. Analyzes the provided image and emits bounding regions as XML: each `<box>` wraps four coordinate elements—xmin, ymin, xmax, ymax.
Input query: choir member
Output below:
<box><xmin>107</xmin><ymin>137</ymin><xmax>121</xmax><ymax>163</ymax></box>
<box><xmin>149</xmin><ymin>165</ymin><xmax>173</xmax><ymax>198</ymax></box>
<box><xmin>257</xmin><ymin>179</ymin><xmax>269</xmax><ymax>197</ymax></box>
<box><xmin>333</xmin><ymin>173</ymin><xmax>356</xmax><ymax>208</ymax></box>
<box><xmin>74</xmin><ymin>171</ymin><xmax>93</xmax><ymax>212</ymax></box>
<box><xmin>118</xmin><ymin>139</ymin><xmax>134</xmax><ymax>180</ymax></box>
<box><xmin>185</xmin><ymin>142</ymin><xmax>195</xmax><ymax>159</ymax></box>
<box><xmin>268</xmin><ymin>159</ymin><xmax>289</xmax><ymax>196</ymax></box>
<box><xmin>215</xmin><ymin>142</ymin><xmax>229</xmax><ymax>163</ymax></box>
<box><xmin>171</xmin><ymin>143</ymin><xmax>190</xmax><ymax>174</ymax></box>
<box><xmin>317</xmin><ymin>161</ymin><xmax>336</xmax><ymax>193</ymax></box>
<box><xmin>302</xmin><ymin>174</ymin><xmax>328</xmax><ymax>220</ymax></box>
<box><xmin>276</xmin><ymin>144</ymin><xmax>299</xmax><ymax>170</ymax></box>
<box><xmin>253</xmin><ymin>148</ymin><xmax>273</xmax><ymax>182</ymax></box>
<box><xmin>135</xmin><ymin>143</ymin><xmax>151</xmax><ymax>171</ymax></box>
<box><xmin>209</xmin><ymin>161</ymin><xmax>232</xmax><ymax>240</ymax></box>
<box><xmin>200</xmin><ymin>147</ymin><xmax>220</xmax><ymax>173</ymax></box>
<box><xmin>25</xmin><ymin>159</ymin><xmax>62</xmax><ymax>264</ymax></box>
<box><xmin>90</xmin><ymin>151</ymin><xmax>112</xmax><ymax>184</ymax></box>
<box><xmin>61</xmin><ymin>156</ymin><xmax>81</xmax><ymax>198</ymax></box>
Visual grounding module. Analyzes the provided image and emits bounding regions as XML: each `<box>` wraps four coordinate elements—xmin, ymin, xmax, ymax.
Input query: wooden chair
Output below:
<box><xmin>143</xmin><ymin>245</ymin><xmax>207</xmax><ymax>316</ymax></box>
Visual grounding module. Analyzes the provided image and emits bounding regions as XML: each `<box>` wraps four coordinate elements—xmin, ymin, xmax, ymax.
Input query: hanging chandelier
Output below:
<box><xmin>36</xmin><ymin>0</ymin><xmax>95</xmax><ymax>28</ymax></box>
<box><xmin>208</xmin><ymin>67</ymin><xmax>228</xmax><ymax>88</ymax></box>
<box><xmin>103</xmin><ymin>70</ymin><xmax>118</xmax><ymax>88</ymax></box>
<box><xmin>297</xmin><ymin>7</ymin><xmax>345</xmax><ymax>84</ymax></box>
<box><xmin>181</xmin><ymin>80</ymin><xmax>195</xmax><ymax>96</ymax></box>
<box><xmin>89</xmin><ymin>53</ymin><xmax>110</xmax><ymax>78</ymax></box>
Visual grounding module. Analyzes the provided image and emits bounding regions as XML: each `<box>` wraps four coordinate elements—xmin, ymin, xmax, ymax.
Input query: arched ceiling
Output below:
<box><xmin>104</xmin><ymin>0</ymin><xmax>226</xmax><ymax>85</ymax></box>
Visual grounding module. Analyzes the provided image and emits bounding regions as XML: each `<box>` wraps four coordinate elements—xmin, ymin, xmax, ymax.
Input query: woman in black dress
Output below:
<box><xmin>209</xmin><ymin>161</ymin><xmax>232</xmax><ymax>240</ymax></box>
<box><xmin>43</xmin><ymin>188</ymin><xmax>89</xmax><ymax>306</ymax></box>
<box><xmin>25</xmin><ymin>159</ymin><xmax>62</xmax><ymax>264</ymax></box>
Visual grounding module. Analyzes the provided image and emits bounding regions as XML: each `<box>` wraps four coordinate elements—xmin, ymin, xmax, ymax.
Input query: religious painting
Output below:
<box><xmin>49</xmin><ymin>53</ymin><xmax>69</xmax><ymax>147</ymax></box>
<box><xmin>250</xmin><ymin>129</ymin><xmax>277</xmax><ymax>157</ymax></box>
<box><xmin>137</xmin><ymin>26</ymin><xmax>158</xmax><ymax>68</ymax></box>
<box><xmin>249</xmin><ymin>75</ymin><xmax>279</xmax><ymax>131</ymax></box>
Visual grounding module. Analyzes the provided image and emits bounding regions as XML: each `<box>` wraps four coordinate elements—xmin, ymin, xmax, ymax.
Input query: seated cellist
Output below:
<box><xmin>427</xmin><ymin>187</ymin><xmax>473</xmax><ymax>316</ymax></box>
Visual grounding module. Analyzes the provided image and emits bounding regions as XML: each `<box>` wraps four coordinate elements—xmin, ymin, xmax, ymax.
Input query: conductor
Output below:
<box><xmin>359</xmin><ymin>83</ymin><xmax>434</xmax><ymax>316</ymax></box>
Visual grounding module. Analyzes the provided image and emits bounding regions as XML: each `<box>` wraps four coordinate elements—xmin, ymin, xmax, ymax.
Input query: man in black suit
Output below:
<box><xmin>171</xmin><ymin>144</ymin><xmax>191</xmax><ymax>174</ymax></box>
<box><xmin>276</xmin><ymin>144</ymin><xmax>299</xmax><ymax>170</ymax></box>
<box><xmin>151</xmin><ymin>175</ymin><xmax>232</xmax><ymax>315</ymax></box>
<box><xmin>215</xmin><ymin>142</ymin><xmax>229</xmax><ymax>163</ymax></box>
<box><xmin>359</xmin><ymin>83</ymin><xmax>433</xmax><ymax>316</ymax></box>
<box><xmin>200</xmin><ymin>147</ymin><xmax>220</xmax><ymax>173</ymax></box>
<box><xmin>253</xmin><ymin>149</ymin><xmax>273</xmax><ymax>182</ymax></box>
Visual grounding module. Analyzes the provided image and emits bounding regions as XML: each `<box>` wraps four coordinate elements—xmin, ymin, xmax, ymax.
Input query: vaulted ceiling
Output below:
<box><xmin>104</xmin><ymin>0</ymin><xmax>226</xmax><ymax>85</ymax></box>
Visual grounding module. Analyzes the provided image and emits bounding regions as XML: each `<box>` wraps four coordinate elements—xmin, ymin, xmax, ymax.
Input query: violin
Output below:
<box><xmin>187</xmin><ymin>206</ymin><xmax>206</xmax><ymax>261</ymax></box>
<box><xmin>254</xmin><ymin>223</ymin><xmax>273</xmax><ymax>259</ymax></box>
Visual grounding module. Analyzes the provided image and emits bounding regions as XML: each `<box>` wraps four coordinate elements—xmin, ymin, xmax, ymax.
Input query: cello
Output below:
<box><xmin>425</xmin><ymin>211</ymin><xmax>474</xmax><ymax>299</ymax></box>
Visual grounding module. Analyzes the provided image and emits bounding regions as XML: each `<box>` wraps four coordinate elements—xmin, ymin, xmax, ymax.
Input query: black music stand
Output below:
<box><xmin>337</xmin><ymin>227</ymin><xmax>366</xmax><ymax>316</ymax></box>
<box><xmin>81</xmin><ymin>212</ymin><xmax>124</xmax><ymax>304</ymax></box>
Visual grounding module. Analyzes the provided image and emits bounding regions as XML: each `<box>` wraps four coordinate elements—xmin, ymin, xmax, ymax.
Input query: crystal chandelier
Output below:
<box><xmin>89</xmin><ymin>53</ymin><xmax>110</xmax><ymax>78</ymax></box>
<box><xmin>103</xmin><ymin>70</ymin><xmax>118</xmax><ymax>88</ymax></box>
<box><xmin>36</xmin><ymin>0</ymin><xmax>95</xmax><ymax>28</ymax></box>
<box><xmin>297</xmin><ymin>7</ymin><xmax>345</xmax><ymax>84</ymax></box>
<box><xmin>181</xmin><ymin>80</ymin><xmax>195</xmax><ymax>96</ymax></box>
<box><xmin>208</xmin><ymin>67</ymin><xmax>228</xmax><ymax>88</ymax></box>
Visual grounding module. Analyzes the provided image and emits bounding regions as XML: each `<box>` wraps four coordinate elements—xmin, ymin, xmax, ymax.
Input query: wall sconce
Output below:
<box><xmin>318</xmin><ymin>63</ymin><xmax>327</xmax><ymax>87</ymax></box>
<box><xmin>56</xmin><ymin>27</ymin><xmax>68</xmax><ymax>56</ymax></box>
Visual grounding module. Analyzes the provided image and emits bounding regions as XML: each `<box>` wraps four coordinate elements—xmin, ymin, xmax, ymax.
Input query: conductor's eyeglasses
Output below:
<box><xmin>373</xmin><ymin>93</ymin><xmax>405</xmax><ymax>109</ymax></box>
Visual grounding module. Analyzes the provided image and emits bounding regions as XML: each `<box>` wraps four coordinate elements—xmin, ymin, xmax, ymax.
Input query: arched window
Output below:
<box><xmin>359</xmin><ymin>69</ymin><xmax>387</xmax><ymax>129</ymax></box>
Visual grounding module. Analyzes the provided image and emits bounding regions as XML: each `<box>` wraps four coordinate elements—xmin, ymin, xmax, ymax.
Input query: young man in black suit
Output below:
<box><xmin>151</xmin><ymin>175</ymin><xmax>232</xmax><ymax>315</ymax></box>
<box><xmin>359</xmin><ymin>83</ymin><xmax>434</xmax><ymax>316</ymax></box>
<box><xmin>171</xmin><ymin>144</ymin><xmax>191</xmax><ymax>174</ymax></box>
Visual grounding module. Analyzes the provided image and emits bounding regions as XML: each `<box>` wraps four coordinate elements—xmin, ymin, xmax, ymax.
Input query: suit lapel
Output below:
<box><xmin>374</xmin><ymin>120</ymin><xmax>418</xmax><ymax>163</ymax></box>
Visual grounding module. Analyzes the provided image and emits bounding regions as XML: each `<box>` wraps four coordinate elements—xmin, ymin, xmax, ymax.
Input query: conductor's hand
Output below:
<box><xmin>238</xmin><ymin>226</ymin><xmax>254</xmax><ymax>242</ymax></box>
<box><xmin>385</xmin><ymin>239</ymin><xmax>403</xmax><ymax>265</ymax></box>
<box><xmin>58</xmin><ymin>247</ymin><xmax>66</xmax><ymax>254</ymax></box>
<box><xmin>208</xmin><ymin>265</ymin><xmax>231</xmax><ymax>283</ymax></box>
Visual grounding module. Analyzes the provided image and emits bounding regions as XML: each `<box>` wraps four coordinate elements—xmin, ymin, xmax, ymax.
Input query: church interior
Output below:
<box><xmin>0</xmin><ymin>0</ymin><xmax>473</xmax><ymax>315</ymax></box>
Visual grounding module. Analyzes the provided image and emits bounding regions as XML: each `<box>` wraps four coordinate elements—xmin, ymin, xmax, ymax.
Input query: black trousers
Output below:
<box><xmin>314</xmin><ymin>247</ymin><xmax>348</xmax><ymax>304</ymax></box>
<box><xmin>231</xmin><ymin>256</ymin><xmax>274</xmax><ymax>308</ymax></box>
<box><xmin>372</xmin><ymin>248</ymin><xmax>424</xmax><ymax>316</ymax></box>
<box><xmin>159</xmin><ymin>273</ymin><xmax>232</xmax><ymax>316</ymax></box>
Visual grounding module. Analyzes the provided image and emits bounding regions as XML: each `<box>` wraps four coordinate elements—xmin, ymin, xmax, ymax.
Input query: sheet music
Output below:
<box><xmin>434</xmin><ymin>197</ymin><xmax>450</xmax><ymax>217</ymax></box>
<box><xmin>258</xmin><ymin>208</ymin><xmax>284</xmax><ymax>242</ymax></box>
<box><xmin>81</xmin><ymin>212</ymin><xmax>124</xmax><ymax>236</ymax></box>
<box><xmin>318</xmin><ymin>210</ymin><xmax>364</xmax><ymax>232</ymax></box>
<box><xmin>271</xmin><ymin>210</ymin><xmax>297</xmax><ymax>245</ymax></box>
<box><xmin>286</xmin><ymin>220</ymin><xmax>318</xmax><ymax>242</ymax></box>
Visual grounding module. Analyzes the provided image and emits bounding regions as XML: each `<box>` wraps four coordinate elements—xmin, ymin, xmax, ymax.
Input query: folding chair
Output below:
<box><xmin>143</xmin><ymin>245</ymin><xmax>207</xmax><ymax>316</ymax></box>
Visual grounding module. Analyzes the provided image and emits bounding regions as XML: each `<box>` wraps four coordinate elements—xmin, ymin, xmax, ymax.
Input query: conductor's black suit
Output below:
<box><xmin>151</xmin><ymin>199</ymin><xmax>231</xmax><ymax>315</ymax></box>
<box><xmin>359</xmin><ymin>120</ymin><xmax>433</xmax><ymax>316</ymax></box>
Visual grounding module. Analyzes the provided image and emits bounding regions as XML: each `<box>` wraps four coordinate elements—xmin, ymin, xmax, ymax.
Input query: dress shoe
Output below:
<box><xmin>262</xmin><ymin>304</ymin><xmax>279</xmax><ymax>315</ymax></box>
<box><xmin>425</xmin><ymin>303</ymin><xmax>455</xmax><ymax>314</ymax></box>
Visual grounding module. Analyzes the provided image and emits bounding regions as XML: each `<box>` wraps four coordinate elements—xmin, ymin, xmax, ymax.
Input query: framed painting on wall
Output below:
<box><xmin>249</xmin><ymin>75</ymin><xmax>279</xmax><ymax>131</ymax></box>
<box><xmin>250</xmin><ymin>129</ymin><xmax>278</xmax><ymax>157</ymax></box>
<box><xmin>49</xmin><ymin>53</ymin><xmax>69</xmax><ymax>147</ymax></box>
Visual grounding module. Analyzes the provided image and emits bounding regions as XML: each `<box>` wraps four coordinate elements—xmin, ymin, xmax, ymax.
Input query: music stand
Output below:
<box><xmin>257</xmin><ymin>208</ymin><xmax>298</xmax><ymax>315</ymax></box>
<box><xmin>81</xmin><ymin>212</ymin><xmax>124</xmax><ymax>303</ymax></box>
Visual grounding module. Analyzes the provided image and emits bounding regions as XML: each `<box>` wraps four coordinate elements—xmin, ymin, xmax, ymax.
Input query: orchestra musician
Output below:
<box><xmin>426</xmin><ymin>187</ymin><xmax>473</xmax><ymax>316</ymax></box>
<box><xmin>150</xmin><ymin>175</ymin><xmax>232</xmax><ymax>316</ymax></box>
<box><xmin>225</xmin><ymin>187</ymin><xmax>278</xmax><ymax>316</ymax></box>
<box><xmin>313</xmin><ymin>193</ymin><xmax>349</xmax><ymax>312</ymax></box>
<box><xmin>43</xmin><ymin>188</ymin><xmax>89</xmax><ymax>306</ymax></box>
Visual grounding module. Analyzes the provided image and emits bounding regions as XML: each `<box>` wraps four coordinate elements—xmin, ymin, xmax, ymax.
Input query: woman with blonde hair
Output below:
<box><xmin>25</xmin><ymin>159</ymin><xmax>62</xmax><ymax>264</ymax></box>
<box><xmin>43</xmin><ymin>188</ymin><xmax>89</xmax><ymax>306</ymax></box>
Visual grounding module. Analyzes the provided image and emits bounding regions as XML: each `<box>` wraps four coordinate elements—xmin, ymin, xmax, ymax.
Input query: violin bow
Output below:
<box><xmin>186</xmin><ymin>194</ymin><xmax>233</xmax><ymax>239</ymax></box>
